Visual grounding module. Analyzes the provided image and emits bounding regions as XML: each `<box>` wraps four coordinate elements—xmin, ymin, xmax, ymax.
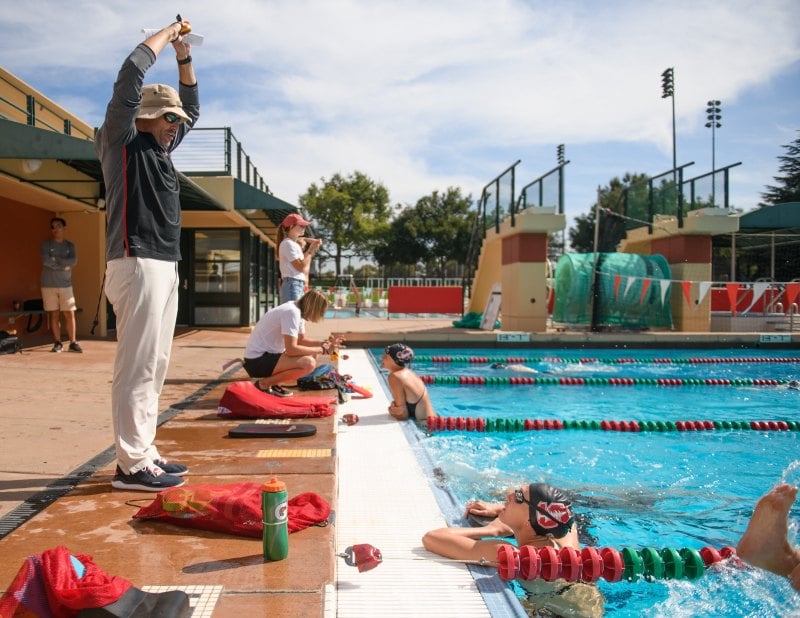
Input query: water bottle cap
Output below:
<box><xmin>263</xmin><ymin>476</ymin><xmax>286</xmax><ymax>492</ymax></box>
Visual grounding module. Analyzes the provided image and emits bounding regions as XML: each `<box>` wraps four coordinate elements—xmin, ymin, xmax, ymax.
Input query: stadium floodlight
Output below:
<box><xmin>661</xmin><ymin>68</ymin><xmax>674</xmax><ymax>98</ymax></box>
<box><xmin>705</xmin><ymin>100</ymin><xmax>722</xmax><ymax>205</ymax></box>
<box><xmin>661</xmin><ymin>67</ymin><xmax>677</xmax><ymax>184</ymax></box>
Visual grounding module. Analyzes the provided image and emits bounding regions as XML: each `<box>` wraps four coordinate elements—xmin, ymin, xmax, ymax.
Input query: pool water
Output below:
<box><xmin>373</xmin><ymin>348</ymin><xmax>800</xmax><ymax>617</ymax></box>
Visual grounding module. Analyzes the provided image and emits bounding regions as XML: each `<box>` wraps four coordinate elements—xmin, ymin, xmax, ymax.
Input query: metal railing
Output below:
<box><xmin>622</xmin><ymin>161</ymin><xmax>742</xmax><ymax>233</ymax></box>
<box><xmin>462</xmin><ymin>159</ymin><xmax>570</xmax><ymax>296</ymax></box>
<box><xmin>462</xmin><ymin>160</ymin><xmax>520</xmax><ymax>293</ymax></box>
<box><xmin>622</xmin><ymin>163</ymin><xmax>693</xmax><ymax>233</ymax></box>
<box><xmin>682</xmin><ymin>162</ymin><xmax>742</xmax><ymax>211</ymax></box>
<box><xmin>170</xmin><ymin>127</ymin><xmax>271</xmax><ymax>193</ymax></box>
<box><xmin>517</xmin><ymin>161</ymin><xmax>569</xmax><ymax>215</ymax></box>
<box><xmin>0</xmin><ymin>71</ymin><xmax>94</xmax><ymax>140</ymax></box>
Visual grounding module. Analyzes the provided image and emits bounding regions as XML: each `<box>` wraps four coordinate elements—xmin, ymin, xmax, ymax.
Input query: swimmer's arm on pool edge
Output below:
<box><xmin>465</xmin><ymin>500</ymin><xmax>504</xmax><ymax>518</ymax></box>
<box><xmin>422</xmin><ymin>519</ymin><xmax>515</xmax><ymax>562</ymax></box>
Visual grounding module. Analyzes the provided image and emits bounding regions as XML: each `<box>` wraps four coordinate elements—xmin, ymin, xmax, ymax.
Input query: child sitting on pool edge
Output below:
<box><xmin>382</xmin><ymin>343</ymin><xmax>435</xmax><ymax>422</ymax></box>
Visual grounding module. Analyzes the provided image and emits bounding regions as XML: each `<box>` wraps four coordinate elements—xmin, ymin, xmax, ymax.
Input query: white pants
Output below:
<box><xmin>105</xmin><ymin>257</ymin><xmax>179</xmax><ymax>474</ymax></box>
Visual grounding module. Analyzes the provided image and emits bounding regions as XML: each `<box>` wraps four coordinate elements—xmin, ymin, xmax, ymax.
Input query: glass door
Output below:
<box><xmin>193</xmin><ymin>229</ymin><xmax>244</xmax><ymax>326</ymax></box>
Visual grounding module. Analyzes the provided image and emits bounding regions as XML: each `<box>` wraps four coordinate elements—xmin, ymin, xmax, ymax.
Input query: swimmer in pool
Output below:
<box><xmin>490</xmin><ymin>362</ymin><xmax>540</xmax><ymax>374</ymax></box>
<box><xmin>382</xmin><ymin>343</ymin><xmax>435</xmax><ymax>422</ymax></box>
<box><xmin>737</xmin><ymin>483</ymin><xmax>800</xmax><ymax>592</ymax></box>
<box><xmin>422</xmin><ymin>482</ymin><xmax>604</xmax><ymax>616</ymax></box>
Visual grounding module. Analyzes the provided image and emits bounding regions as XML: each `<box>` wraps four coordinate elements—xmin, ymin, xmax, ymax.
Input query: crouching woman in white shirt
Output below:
<box><xmin>242</xmin><ymin>290</ymin><xmax>339</xmax><ymax>397</ymax></box>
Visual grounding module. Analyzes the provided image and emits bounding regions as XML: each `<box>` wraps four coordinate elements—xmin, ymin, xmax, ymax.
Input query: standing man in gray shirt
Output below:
<box><xmin>40</xmin><ymin>216</ymin><xmax>81</xmax><ymax>353</ymax></box>
<box><xmin>95</xmin><ymin>16</ymin><xmax>198</xmax><ymax>492</ymax></box>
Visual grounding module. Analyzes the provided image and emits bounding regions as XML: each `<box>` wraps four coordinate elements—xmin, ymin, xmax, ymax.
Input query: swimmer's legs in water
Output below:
<box><xmin>737</xmin><ymin>483</ymin><xmax>800</xmax><ymax>591</ymax></box>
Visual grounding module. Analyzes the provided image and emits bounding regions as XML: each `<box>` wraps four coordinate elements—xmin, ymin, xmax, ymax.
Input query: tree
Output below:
<box><xmin>353</xmin><ymin>263</ymin><xmax>380</xmax><ymax>279</ymax></box>
<box><xmin>373</xmin><ymin>187</ymin><xmax>474</xmax><ymax>277</ymax></box>
<box><xmin>761</xmin><ymin>130</ymin><xmax>800</xmax><ymax>205</ymax></box>
<box><xmin>374</xmin><ymin>205</ymin><xmax>427</xmax><ymax>268</ymax></box>
<box><xmin>298</xmin><ymin>171</ymin><xmax>392</xmax><ymax>276</ymax></box>
<box><xmin>569</xmin><ymin>173</ymin><xmax>648</xmax><ymax>253</ymax></box>
<box><xmin>548</xmin><ymin>232</ymin><xmax>565</xmax><ymax>262</ymax></box>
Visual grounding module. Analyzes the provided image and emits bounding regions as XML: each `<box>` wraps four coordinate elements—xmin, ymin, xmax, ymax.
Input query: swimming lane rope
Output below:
<box><xmin>426</xmin><ymin>416</ymin><xmax>800</xmax><ymax>433</ymax></box>
<box><xmin>417</xmin><ymin>355</ymin><xmax>800</xmax><ymax>365</ymax></box>
<box><xmin>420</xmin><ymin>375</ymin><xmax>789</xmax><ymax>387</ymax></box>
<box><xmin>496</xmin><ymin>544</ymin><xmax>740</xmax><ymax>584</ymax></box>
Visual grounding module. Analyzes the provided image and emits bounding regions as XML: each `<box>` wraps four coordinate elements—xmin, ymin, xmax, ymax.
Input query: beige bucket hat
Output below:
<box><xmin>136</xmin><ymin>84</ymin><xmax>190</xmax><ymax>122</ymax></box>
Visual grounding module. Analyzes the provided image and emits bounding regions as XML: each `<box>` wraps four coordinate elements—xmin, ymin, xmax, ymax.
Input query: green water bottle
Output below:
<box><xmin>262</xmin><ymin>477</ymin><xmax>289</xmax><ymax>561</ymax></box>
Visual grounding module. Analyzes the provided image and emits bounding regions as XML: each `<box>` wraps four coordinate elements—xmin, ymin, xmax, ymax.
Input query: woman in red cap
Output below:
<box><xmin>277</xmin><ymin>213</ymin><xmax>322</xmax><ymax>303</ymax></box>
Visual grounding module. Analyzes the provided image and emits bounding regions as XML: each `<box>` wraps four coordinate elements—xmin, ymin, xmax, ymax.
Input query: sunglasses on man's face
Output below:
<box><xmin>162</xmin><ymin>112</ymin><xmax>182</xmax><ymax>124</ymax></box>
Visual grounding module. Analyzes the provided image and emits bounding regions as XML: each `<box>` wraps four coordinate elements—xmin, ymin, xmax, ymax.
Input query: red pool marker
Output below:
<box><xmin>497</xmin><ymin>544</ymin><xmax>519</xmax><ymax>581</ymax></box>
<box><xmin>601</xmin><ymin>547</ymin><xmax>624</xmax><ymax>582</ymax></box>
<box><xmin>559</xmin><ymin>546</ymin><xmax>582</xmax><ymax>582</ymax></box>
<box><xmin>518</xmin><ymin>545</ymin><xmax>541</xmax><ymax>580</ymax></box>
<box><xmin>539</xmin><ymin>546</ymin><xmax>562</xmax><ymax>582</ymax></box>
<box><xmin>580</xmin><ymin>547</ymin><xmax>603</xmax><ymax>583</ymax></box>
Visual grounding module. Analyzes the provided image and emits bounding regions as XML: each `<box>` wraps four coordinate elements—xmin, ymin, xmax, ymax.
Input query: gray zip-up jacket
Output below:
<box><xmin>95</xmin><ymin>43</ymin><xmax>199</xmax><ymax>262</ymax></box>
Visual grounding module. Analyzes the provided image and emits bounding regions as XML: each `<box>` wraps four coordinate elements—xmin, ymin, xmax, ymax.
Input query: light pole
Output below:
<box><xmin>557</xmin><ymin>144</ymin><xmax>565</xmax><ymax>251</ymax></box>
<box><xmin>705</xmin><ymin>100</ymin><xmax>722</xmax><ymax>206</ymax></box>
<box><xmin>661</xmin><ymin>68</ymin><xmax>676</xmax><ymax>189</ymax></box>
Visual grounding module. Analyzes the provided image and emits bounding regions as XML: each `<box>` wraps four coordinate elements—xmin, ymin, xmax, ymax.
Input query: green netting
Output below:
<box><xmin>552</xmin><ymin>253</ymin><xmax>673</xmax><ymax>329</ymax></box>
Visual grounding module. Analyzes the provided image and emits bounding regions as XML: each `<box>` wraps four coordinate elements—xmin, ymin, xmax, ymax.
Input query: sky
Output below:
<box><xmin>1</xmin><ymin>0</ymin><xmax>799</xmax><ymax>238</ymax></box>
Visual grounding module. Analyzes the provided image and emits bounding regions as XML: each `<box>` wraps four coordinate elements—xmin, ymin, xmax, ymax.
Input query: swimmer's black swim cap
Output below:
<box><xmin>385</xmin><ymin>343</ymin><xmax>414</xmax><ymax>367</ymax></box>
<box><xmin>527</xmin><ymin>482</ymin><xmax>574</xmax><ymax>539</ymax></box>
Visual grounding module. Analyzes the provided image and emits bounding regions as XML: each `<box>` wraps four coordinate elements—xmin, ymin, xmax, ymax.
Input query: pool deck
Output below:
<box><xmin>0</xmin><ymin>318</ymin><xmax>796</xmax><ymax>616</ymax></box>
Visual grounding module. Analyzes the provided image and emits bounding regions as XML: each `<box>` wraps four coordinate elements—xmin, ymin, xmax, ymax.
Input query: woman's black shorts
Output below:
<box><xmin>243</xmin><ymin>352</ymin><xmax>283</xmax><ymax>378</ymax></box>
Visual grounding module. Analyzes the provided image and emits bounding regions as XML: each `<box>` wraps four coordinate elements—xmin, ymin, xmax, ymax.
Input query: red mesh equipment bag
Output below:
<box><xmin>132</xmin><ymin>482</ymin><xmax>331</xmax><ymax>537</ymax></box>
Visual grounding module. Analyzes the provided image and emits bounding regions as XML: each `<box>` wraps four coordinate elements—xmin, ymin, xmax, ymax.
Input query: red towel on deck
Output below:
<box><xmin>217</xmin><ymin>381</ymin><xmax>336</xmax><ymax>419</ymax></box>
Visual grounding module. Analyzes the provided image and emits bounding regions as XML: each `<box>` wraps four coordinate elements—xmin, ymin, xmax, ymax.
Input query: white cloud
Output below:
<box><xmin>1</xmin><ymin>0</ymin><xmax>798</xmax><ymax>214</ymax></box>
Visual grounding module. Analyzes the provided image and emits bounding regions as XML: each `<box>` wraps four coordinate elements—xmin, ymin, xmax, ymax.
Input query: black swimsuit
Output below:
<box><xmin>405</xmin><ymin>387</ymin><xmax>427</xmax><ymax>420</ymax></box>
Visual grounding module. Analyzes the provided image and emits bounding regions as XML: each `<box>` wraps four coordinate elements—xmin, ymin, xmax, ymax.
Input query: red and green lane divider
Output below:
<box><xmin>421</xmin><ymin>375</ymin><xmax>788</xmax><ymax>387</ymax></box>
<box><xmin>496</xmin><ymin>543</ymin><xmax>739</xmax><ymax>584</ymax></box>
<box><xmin>418</xmin><ymin>355</ymin><xmax>800</xmax><ymax>365</ymax></box>
<box><xmin>426</xmin><ymin>415</ymin><xmax>800</xmax><ymax>432</ymax></box>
